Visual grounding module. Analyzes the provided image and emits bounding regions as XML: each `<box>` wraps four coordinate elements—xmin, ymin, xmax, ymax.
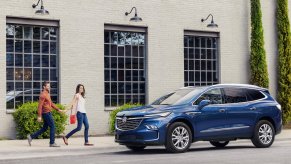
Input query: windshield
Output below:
<box><xmin>152</xmin><ymin>87</ymin><xmax>205</xmax><ymax>105</ymax></box>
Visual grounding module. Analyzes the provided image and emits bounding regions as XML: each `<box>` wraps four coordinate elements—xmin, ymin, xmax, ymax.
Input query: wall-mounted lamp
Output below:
<box><xmin>125</xmin><ymin>7</ymin><xmax>142</xmax><ymax>22</ymax></box>
<box><xmin>32</xmin><ymin>0</ymin><xmax>49</xmax><ymax>15</ymax></box>
<box><xmin>201</xmin><ymin>14</ymin><xmax>218</xmax><ymax>28</ymax></box>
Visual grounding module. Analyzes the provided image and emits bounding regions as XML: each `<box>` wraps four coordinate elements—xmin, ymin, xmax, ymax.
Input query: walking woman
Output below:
<box><xmin>63</xmin><ymin>84</ymin><xmax>94</xmax><ymax>146</ymax></box>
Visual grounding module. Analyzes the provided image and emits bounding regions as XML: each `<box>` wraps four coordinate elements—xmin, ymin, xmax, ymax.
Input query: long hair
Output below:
<box><xmin>76</xmin><ymin>84</ymin><xmax>85</xmax><ymax>98</ymax></box>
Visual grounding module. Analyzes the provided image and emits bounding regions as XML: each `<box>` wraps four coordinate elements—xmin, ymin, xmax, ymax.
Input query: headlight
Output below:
<box><xmin>276</xmin><ymin>104</ymin><xmax>282</xmax><ymax>111</ymax></box>
<box><xmin>144</xmin><ymin>112</ymin><xmax>171</xmax><ymax>118</ymax></box>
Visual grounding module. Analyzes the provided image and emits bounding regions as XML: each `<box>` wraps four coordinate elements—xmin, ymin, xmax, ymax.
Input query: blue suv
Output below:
<box><xmin>115</xmin><ymin>84</ymin><xmax>282</xmax><ymax>153</ymax></box>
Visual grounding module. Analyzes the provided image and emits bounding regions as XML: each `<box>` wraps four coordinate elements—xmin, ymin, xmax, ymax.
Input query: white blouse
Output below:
<box><xmin>76</xmin><ymin>93</ymin><xmax>86</xmax><ymax>113</ymax></box>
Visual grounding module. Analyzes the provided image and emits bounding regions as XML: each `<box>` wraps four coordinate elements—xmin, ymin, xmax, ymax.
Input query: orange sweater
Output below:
<box><xmin>38</xmin><ymin>90</ymin><xmax>60</xmax><ymax>117</ymax></box>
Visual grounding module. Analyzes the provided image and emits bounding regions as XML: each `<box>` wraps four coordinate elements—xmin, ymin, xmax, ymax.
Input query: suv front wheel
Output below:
<box><xmin>165</xmin><ymin>122</ymin><xmax>192</xmax><ymax>153</ymax></box>
<box><xmin>251</xmin><ymin>120</ymin><xmax>275</xmax><ymax>148</ymax></box>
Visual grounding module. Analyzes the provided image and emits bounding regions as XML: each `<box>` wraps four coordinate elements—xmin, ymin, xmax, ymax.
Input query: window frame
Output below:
<box><xmin>6</xmin><ymin>17</ymin><xmax>59</xmax><ymax>112</ymax></box>
<box><xmin>104</xmin><ymin>24</ymin><xmax>148</xmax><ymax>109</ymax></box>
<box><xmin>183</xmin><ymin>30</ymin><xmax>220</xmax><ymax>87</ymax></box>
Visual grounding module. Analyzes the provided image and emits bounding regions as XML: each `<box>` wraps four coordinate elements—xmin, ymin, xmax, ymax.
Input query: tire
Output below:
<box><xmin>165</xmin><ymin>122</ymin><xmax>192</xmax><ymax>153</ymax></box>
<box><xmin>251</xmin><ymin>120</ymin><xmax>275</xmax><ymax>148</ymax></box>
<box><xmin>126</xmin><ymin>145</ymin><xmax>146</xmax><ymax>151</ymax></box>
<box><xmin>210</xmin><ymin>141</ymin><xmax>229</xmax><ymax>148</ymax></box>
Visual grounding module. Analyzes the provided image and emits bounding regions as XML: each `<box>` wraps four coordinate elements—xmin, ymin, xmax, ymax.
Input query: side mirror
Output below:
<box><xmin>198</xmin><ymin>100</ymin><xmax>211</xmax><ymax>110</ymax></box>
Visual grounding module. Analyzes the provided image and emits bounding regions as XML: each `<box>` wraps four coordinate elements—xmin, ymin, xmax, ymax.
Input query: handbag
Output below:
<box><xmin>70</xmin><ymin>114</ymin><xmax>76</xmax><ymax>124</ymax></box>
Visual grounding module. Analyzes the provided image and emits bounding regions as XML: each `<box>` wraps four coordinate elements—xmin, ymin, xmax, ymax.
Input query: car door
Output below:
<box><xmin>192</xmin><ymin>88</ymin><xmax>229</xmax><ymax>138</ymax></box>
<box><xmin>222</xmin><ymin>87</ymin><xmax>259</xmax><ymax>137</ymax></box>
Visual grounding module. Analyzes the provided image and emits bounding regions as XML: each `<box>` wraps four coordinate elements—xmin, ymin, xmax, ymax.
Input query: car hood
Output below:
<box><xmin>116</xmin><ymin>104</ymin><xmax>189</xmax><ymax>117</ymax></box>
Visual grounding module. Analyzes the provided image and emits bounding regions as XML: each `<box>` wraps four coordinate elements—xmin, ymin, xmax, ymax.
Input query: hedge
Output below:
<box><xmin>12</xmin><ymin>102</ymin><xmax>68</xmax><ymax>139</ymax></box>
<box><xmin>109</xmin><ymin>103</ymin><xmax>142</xmax><ymax>134</ymax></box>
<box><xmin>276</xmin><ymin>0</ymin><xmax>291</xmax><ymax>124</ymax></box>
<box><xmin>250</xmin><ymin>0</ymin><xmax>269</xmax><ymax>88</ymax></box>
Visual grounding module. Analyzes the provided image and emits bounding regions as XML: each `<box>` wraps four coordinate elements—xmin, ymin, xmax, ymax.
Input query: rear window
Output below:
<box><xmin>246</xmin><ymin>89</ymin><xmax>265</xmax><ymax>101</ymax></box>
<box><xmin>223</xmin><ymin>88</ymin><xmax>247</xmax><ymax>103</ymax></box>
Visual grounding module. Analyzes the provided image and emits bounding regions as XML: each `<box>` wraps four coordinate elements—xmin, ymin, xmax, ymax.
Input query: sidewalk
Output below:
<box><xmin>0</xmin><ymin>130</ymin><xmax>290</xmax><ymax>160</ymax></box>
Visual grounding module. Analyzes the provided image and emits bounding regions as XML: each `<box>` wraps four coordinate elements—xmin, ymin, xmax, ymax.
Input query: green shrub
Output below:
<box><xmin>12</xmin><ymin>102</ymin><xmax>68</xmax><ymax>139</ymax></box>
<box><xmin>277</xmin><ymin>0</ymin><xmax>291</xmax><ymax>124</ymax></box>
<box><xmin>250</xmin><ymin>0</ymin><xmax>269</xmax><ymax>88</ymax></box>
<box><xmin>109</xmin><ymin>103</ymin><xmax>142</xmax><ymax>134</ymax></box>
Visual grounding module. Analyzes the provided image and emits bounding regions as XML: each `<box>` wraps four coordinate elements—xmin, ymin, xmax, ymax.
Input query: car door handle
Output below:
<box><xmin>219</xmin><ymin>109</ymin><xmax>226</xmax><ymax>113</ymax></box>
<box><xmin>250</xmin><ymin>107</ymin><xmax>256</xmax><ymax>111</ymax></box>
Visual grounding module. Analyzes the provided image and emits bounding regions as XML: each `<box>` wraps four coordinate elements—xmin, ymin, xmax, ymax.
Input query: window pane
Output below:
<box><xmin>104</xmin><ymin>44</ymin><xmax>110</xmax><ymax>56</ymax></box>
<box><xmin>118</xmin><ymin>82</ymin><xmax>125</xmax><ymax>94</ymax></box>
<box><xmin>6</xmin><ymin>68</ymin><xmax>14</xmax><ymax>80</ymax></box>
<box><xmin>24</xmin><ymin>26</ymin><xmax>32</xmax><ymax>39</ymax></box>
<box><xmin>24</xmin><ymin>68</ymin><xmax>32</xmax><ymax>81</ymax></box>
<box><xmin>104</xmin><ymin>31</ymin><xmax>110</xmax><ymax>43</ymax></box>
<box><xmin>50</xmin><ymin>55</ymin><xmax>57</xmax><ymax>67</ymax></box>
<box><xmin>24</xmin><ymin>54</ymin><xmax>32</xmax><ymax>67</ymax></box>
<box><xmin>42</xmin><ymin>69</ymin><xmax>49</xmax><ymax>81</ymax></box>
<box><xmin>42</xmin><ymin>55</ymin><xmax>49</xmax><ymax>67</ymax></box>
<box><xmin>50</xmin><ymin>28</ymin><xmax>57</xmax><ymax>40</ymax></box>
<box><xmin>50</xmin><ymin>42</ymin><xmax>57</xmax><ymax>54</ymax></box>
<box><xmin>111</xmin><ymin>57</ymin><xmax>117</xmax><ymax>68</ymax></box>
<box><xmin>132</xmin><ymin>46</ymin><xmax>138</xmax><ymax>57</ymax></box>
<box><xmin>33</xmin><ymin>27</ymin><xmax>40</xmax><ymax>39</ymax></box>
<box><xmin>50</xmin><ymin>69</ymin><xmax>57</xmax><ymax>81</ymax></box>
<box><xmin>111</xmin><ymin>70</ymin><xmax>117</xmax><ymax>81</ymax></box>
<box><xmin>118</xmin><ymin>57</ymin><xmax>124</xmax><ymax>69</ymax></box>
<box><xmin>42</xmin><ymin>41</ymin><xmax>49</xmax><ymax>53</ymax></box>
<box><xmin>139</xmin><ymin>46</ymin><xmax>144</xmax><ymax>57</ymax></box>
<box><xmin>111</xmin><ymin>82</ymin><xmax>117</xmax><ymax>94</ymax></box>
<box><xmin>6</xmin><ymin>39</ymin><xmax>14</xmax><ymax>52</ymax></box>
<box><xmin>15</xmin><ymin>68</ymin><xmax>23</xmax><ymax>80</ymax></box>
<box><xmin>15</xmin><ymin>40</ymin><xmax>23</xmax><ymax>53</ymax></box>
<box><xmin>33</xmin><ymin>55</ymin><xmax>40</xmax><ymax>67</ymax></box>
<box><xmin>15</xmin><ymin>25</ymin><xmax>23</xmax><ymax>39</ymax></box>
<box><xmin>118</xmin><ymin>46</ymin><xmax>124</xmax><ymax>56</ymax></box>
<box><xmin>6</xmin><ymin>53</ymin><xmax>14</xmax><ymax>66</ymax></box>
<box><xmin>118</xmin><ymin>70</ymin><xmax>124</xmax><ymax>81</ymax></box>
<box><xmin>24</xmin><ymin>41</ymin><xmax>32</xmax><ymax>53</ymax></box>
<box><xmin>42</xmin><ymin>27</ymin><xmax>49</xmax><ymax>40</ymax></box>
<box><xmin>33</xmin><ymin>69</ymin><xmax>40</xmax><ymax>80</ymax></box>
<box><xmin>105</xmin><ymin>70</ymin><xmax>110</xmax><ymax>81</ymax></box>
<box><xmin>105</xmin><ymin>83</ymin><xmax>110</xmax><ymax>94</ymax></box>
<box><xmin>6</xmin><ymin>25</ymin><xmax>14</xmax><ymax>38</ymax></box>
<box><xmin>105</xmin><ymin>95</ymin><xmax>110</xmax><ymax>106</ymax></box>
<box><xmin>118</xmin><ymin>95</ymin><xmax>124</xmax><ymax>106</ymax></box>
<box><xmin>104</xmin><ymin>57</ymin><xmax>110</xmax><ymax>68</ymax></box>
<box><xmin>33</xmin><ymin>41</ymin><xmax>40</xmax><ymax>53</ymax></box>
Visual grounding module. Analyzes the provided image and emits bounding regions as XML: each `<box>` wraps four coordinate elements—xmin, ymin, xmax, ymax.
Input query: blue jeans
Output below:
<box><xmin>31</xmin><ymin>112</ymin><xmax>55</xmax><ymax>144</ymax></box>
<box><xmin>66</xmin><ymin>112</ymin><xmax>89</xmax><ymax>143</ymax></box>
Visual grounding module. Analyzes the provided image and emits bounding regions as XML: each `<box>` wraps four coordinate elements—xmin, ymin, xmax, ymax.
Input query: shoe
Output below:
<box><xmin>62</xmin><ymin>136</ymin><xmax>68</xmax><ymax>145</ymax></box>
<box><xmin>27</xmin><ymin>134</ymin><xmax>32</xmax><ymax>146</ymax></box>
<box><xmin>84</xmin><ymin>143</ymin><xmax>94</xmax><ymax>146</ymax></box>
<box><xmin>49</xmin><ymin>143</ymin><xmax>61</xmax><ymax>147</ymax></box>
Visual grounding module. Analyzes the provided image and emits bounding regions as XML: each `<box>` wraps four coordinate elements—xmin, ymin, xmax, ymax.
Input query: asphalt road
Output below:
<box><xmin>2</xmin><ymin>139</ymin><xmax>291</xmax><ymax>164</ymax></box>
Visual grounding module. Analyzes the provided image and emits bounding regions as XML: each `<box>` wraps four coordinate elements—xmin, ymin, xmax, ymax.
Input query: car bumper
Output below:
<box><xmin>115</xmin><ymin>117</ymin><xmax>170</xmax><ymax>146</ymax></box>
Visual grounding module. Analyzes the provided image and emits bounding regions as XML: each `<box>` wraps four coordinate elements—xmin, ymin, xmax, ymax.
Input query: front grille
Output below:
<box><xmin>116</xmin><ymin>118</ymin><xmax>142</xmax><ymax>131</ymax></box>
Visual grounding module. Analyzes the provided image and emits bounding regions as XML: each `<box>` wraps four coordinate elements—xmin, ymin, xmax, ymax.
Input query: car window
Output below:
<box><xmin>194</xmin><ymin>89</ymin><xmax>223</xmax><ymax>105</ymax></box>
<box><xmin>246</xmin><ymin>89</ymin><xmax>265</xmax><ymax>101</ymax></box>
<box><xmin>152</xmin><ymin>87</ymin><xmax>205</xmax><ymax>106</ymax></box>
<box><xmin>223</xmin><ymin>88</ymin><xmax>247</xmax><ymax>103</ymax></box>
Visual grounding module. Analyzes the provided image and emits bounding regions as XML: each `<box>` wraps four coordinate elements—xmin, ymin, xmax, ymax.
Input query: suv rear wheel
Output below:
<box><xmin>210</xmin><ymin>141</ymin><xmax>229</xmax><ymax>148</ymax></box>
<box><xmin>165</xmin><ymin>122</ymin><xmax>192</xmax><ymax>153</ymax></box>
<box><xmin>251</xmin><ymin>120</ymin><xmax>275</xmax><ymax>148</ymax></box>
